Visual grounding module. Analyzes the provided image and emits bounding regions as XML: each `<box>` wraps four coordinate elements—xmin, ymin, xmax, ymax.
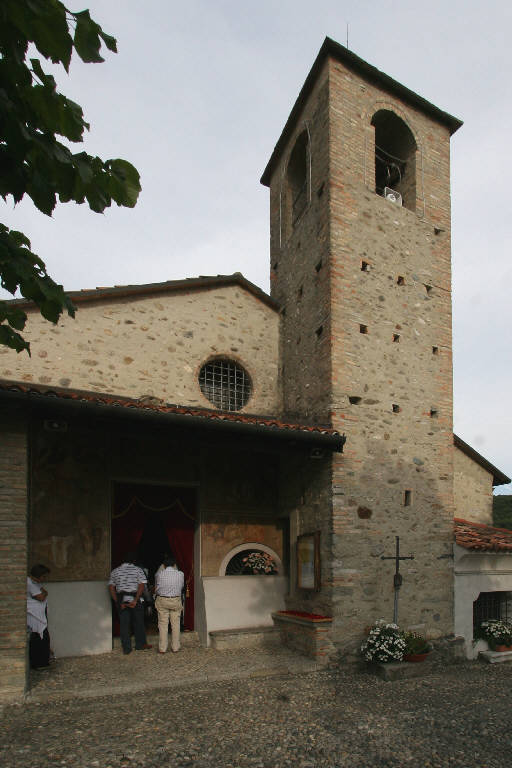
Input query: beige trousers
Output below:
<box><xmin>155</xmin><ymin>595</ymin><xmax>182</xmax><ymax>653</ymax></box>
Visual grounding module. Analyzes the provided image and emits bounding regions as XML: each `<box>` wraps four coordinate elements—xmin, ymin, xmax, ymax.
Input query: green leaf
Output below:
<box><xmin>30</xmin><ymin>58</ymin><xmax>56</xmax><ymax>90</ymax></box>
<box><xmin>0</xmin><ymin>1</ymin><xmax>138</xmax><ymax>352</ymax></box>
<box><xmin>99</xmin><ymin>29</ymin><xmax>117</xmax><ymax>54</ymax></box>
<box><xmin>107</xmin><ymin>159</ymin><xmax>141</xmax><ymax>208</ymax></box>
<box><xmin>0</xmin><ymin>324</ymin><xmax>30</xmax><ymax>354</ymax></box>
<box><xmin>0</xmin><ymin>303</ymin><xmax>27</xmax><ymax>331</ymax></box>
<box><xmin>26</xmin><ymin>168</ymin><xmax>57</xmax><ymax>215</ymax></box>
<box><xmin>73</xmin><ymin>10</ymin><xmax>104</xmax><ymax>64</ymax></box>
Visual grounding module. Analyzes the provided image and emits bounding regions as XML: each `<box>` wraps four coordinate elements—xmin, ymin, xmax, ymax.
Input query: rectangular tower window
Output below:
<box><xmin>425</xmin><ymin>284</ymin><xmax>433</xmax><ymax>295</ymax></box>
<box><xmin>432</xmin><ymin>346</ymin><xmax>439</xmax><ymax>355</ymax></box>
<box><xmin>359</xmin><ymin>324</ymin><xmax>368</xmax><ymax>334</ymax></box>
<box><xmin>397</xmin><ymin>275</ymin><xmax>405</xmax><ymax>286</ymax></box>
<box><xmin>392</xmin><ymin>333</ymin><xmax>400</xmax><ymax>343</ymax></box>
<box><xmin>404</xmin><ymin>490</ymin><xmax>412</xmax><ymax>506</ymax></box>
<box><xmin>315</xmin><ymin>259</ymin><xmax>323</xmax><ymax>273</ymax></box>
<box><xmin>361</xmin><ymin>261</ymin><xmax>370</xmax><ymax>272</ymax></box>
<box><xmin>430</xmin><ymin>408</ymin><xmax>438</xmax><ymax>418</ymax></box>
<box><xmin>315</xmin><ymin>325</ymin><xmax>323</xmax><ymax>338</ymax></box>
<box><xmin>392</xmin><ymin>404</ymin><xmax>401</xmax><ymax>413</ymax></box>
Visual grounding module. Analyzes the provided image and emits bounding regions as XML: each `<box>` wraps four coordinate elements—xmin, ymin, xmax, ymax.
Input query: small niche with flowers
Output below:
<box><xmin>225</xmin><ymin>549</ymin><xmax>279</xmax><ymax>576</ymax></box>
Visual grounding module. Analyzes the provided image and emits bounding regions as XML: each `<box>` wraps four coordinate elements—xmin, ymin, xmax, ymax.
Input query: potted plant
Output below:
<box><xmin>360</xmin><ymin>620</ymin><xmax>406</xmax><ymax>663</ymax></box>
<box><xmin>477</xmin><ymin>620</ymin><xmax>512</xmax><ymax>651</ymax></box>
<box><xmin>403</xmin><ymin>631</ymin><xmax>431</xmax><ymax>662</ymax></box>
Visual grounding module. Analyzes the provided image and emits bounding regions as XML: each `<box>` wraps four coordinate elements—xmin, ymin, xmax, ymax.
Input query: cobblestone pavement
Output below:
<box><xmin>2</xmin><ymin>650</ymin><xmax>512</xmax><ymax>767</ymax></box>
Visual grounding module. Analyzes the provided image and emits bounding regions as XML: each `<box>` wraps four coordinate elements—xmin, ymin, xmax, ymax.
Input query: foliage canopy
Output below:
<box><xmin>0</xmin><ymin>0</ymin><xmax>141</xmax><ymax>353</ymax></box>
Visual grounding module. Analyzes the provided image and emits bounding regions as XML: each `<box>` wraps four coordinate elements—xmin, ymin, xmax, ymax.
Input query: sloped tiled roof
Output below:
<box><xmin>454</xmin><ymin>434</ymin><xmax>510</xmax><ymax>486</ymax></box>
<box><xmin>0</xmin><ymin>380</ymin><xmax>345</xmax><ymax>451</ymax></box>
<box><xmin>454</xmin><ymin>518</ymin><xmax>512</xmax><ymax>552</ymax></box>
<box><xmin>7</xmin><ymin>273</ymin><xmax>280</xmax><ymax>313</ymax></box>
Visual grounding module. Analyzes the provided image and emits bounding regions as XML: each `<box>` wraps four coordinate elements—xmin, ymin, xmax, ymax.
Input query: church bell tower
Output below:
<box><xmin>261</xmin><ymin>38</ymin><xmax>462</xmax><ymax>649</ymax></box>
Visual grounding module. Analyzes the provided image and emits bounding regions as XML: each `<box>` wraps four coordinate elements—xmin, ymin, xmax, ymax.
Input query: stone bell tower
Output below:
<box><xmin>261</xmin><ymin>38</ymin><xmax>462</xmax><ymax>650</ymax></box>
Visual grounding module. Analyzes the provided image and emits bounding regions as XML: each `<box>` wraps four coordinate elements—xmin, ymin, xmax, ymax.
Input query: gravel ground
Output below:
<box><xmin>2</xmin><ymin>655</ymin><xmax>512</xmax><ymax>768</ymax></box>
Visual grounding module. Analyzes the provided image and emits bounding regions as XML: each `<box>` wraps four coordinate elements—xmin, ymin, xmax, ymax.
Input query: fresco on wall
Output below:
<box><xmin>30</xmin><ymin>429</ymin><xmax>109</xmax><ymax>581</ymax></box>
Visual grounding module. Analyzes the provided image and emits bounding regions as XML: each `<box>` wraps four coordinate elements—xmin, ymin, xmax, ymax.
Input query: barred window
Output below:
<box><xmin>199</xmin><ymin>359</ymin><xmax>251</xmax><ymax>411</ymax></box>
<box><xmin>473</xmin><ymin>591</ymin><xmax>512</xmax><ymax>635</ymax></box>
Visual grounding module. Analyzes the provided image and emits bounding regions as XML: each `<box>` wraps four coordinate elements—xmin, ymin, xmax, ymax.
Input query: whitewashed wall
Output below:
<box><xmin>201</xmin><ymin>576</ymin><xmax>287</xmax><ymax>645</ymax></box>
<box><xmin>46</xmin><ymin>581</ymin><xmax>112</xmax><ymax>657</ymax></box>
<box><xmin>454</xmin><ymin>545</ymin><xmax>512</xmax><ymax>659</ymax></box>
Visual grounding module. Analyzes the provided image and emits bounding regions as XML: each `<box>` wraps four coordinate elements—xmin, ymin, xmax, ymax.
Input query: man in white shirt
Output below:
<box><xmin>154</xmin><ymin>556</ymin><xmax>184</xmax><ymax>654</ymax></box>
<box><xmin>108</xmin><ymin>552</ymin><xmax>152</xmax><ymax>655</ymax></box>
<box><xmin>27</xmin><ymin>564</ymin><xmax>51</xmax><ymax>669</ymax></box>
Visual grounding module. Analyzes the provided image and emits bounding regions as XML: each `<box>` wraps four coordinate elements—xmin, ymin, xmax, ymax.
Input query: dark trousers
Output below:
<box><xmin>29</xmin><ymin>628</ymin><xmax>50</xmax><ymax>669</ymax></box>
<box><xmin>117</xmin><ymin>600</ymin><xmax>146</xmax><ymax>652</ymax></box>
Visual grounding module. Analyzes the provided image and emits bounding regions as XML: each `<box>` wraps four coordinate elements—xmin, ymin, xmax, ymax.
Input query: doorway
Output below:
<box><xmin>111</xmin><ymin>482</ymin><xmax>196</xmax><ymax>633</ymax></box>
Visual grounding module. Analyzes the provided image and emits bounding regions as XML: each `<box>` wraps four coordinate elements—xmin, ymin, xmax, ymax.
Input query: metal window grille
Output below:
<box><xmin>199</xmin><ymin>359</ymin><xmax>251</xmax><ymax>412</ymax></box>
<box><xmin>473</xmin><ymin>591</ymin><xmax>511</xmax><ymax>634</ymax></box>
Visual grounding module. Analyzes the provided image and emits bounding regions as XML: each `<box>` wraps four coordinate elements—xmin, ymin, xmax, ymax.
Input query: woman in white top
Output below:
<box><xmin>27</xmin><ymin>564</ymin><xmax>51</xmax><ymax>669</ymax></box>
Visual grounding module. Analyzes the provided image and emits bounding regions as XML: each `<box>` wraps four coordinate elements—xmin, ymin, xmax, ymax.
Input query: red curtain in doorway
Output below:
<box><xmin>112</xmin><ymin>484</ymin><xmax>195</xmax><ymax>631</ymax></box>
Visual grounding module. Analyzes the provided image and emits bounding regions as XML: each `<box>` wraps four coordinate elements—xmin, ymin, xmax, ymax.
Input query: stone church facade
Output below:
<box><xmin>0</xmin><ymin>38</ymin><xmax>509</xmax><ymax>702</ymax></box>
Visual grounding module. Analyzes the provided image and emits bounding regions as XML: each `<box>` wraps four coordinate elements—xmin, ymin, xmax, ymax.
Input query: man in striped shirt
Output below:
<box><xmin>155</xmin><ymin>555</ymin><xmax>184</xmax><ymax>653</ymax></box>
<box><xmin>109</xmin><ymin>552</ymin><xmax>152</xmax><ymax>655</ymax></box>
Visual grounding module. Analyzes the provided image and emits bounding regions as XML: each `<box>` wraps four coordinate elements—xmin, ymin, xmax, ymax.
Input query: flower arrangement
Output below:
<box><xmin>477</xmin><ymin>619</ymin><xmax>512</xmax><ymax>650</ymax></box>
<box><xmin>360</xmin><ymin>620</ymin><xmax>406</xmax><ymax>663</ymax></box>
<box><xmin>242</xmin><ymin>551</ymin><xmax>278</xmax><ymax>575</ymax></box>
<box><xmin>403</xmin><ymin>631</ymin><xmax>431</xmax><ymax>656</ymax></box>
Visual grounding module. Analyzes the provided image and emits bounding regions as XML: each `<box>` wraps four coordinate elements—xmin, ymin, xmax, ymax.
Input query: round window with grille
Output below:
<box><xmin>198</xmin><ymin>359</ymin><xmax>251</xmax><ymax>411</ymax></box>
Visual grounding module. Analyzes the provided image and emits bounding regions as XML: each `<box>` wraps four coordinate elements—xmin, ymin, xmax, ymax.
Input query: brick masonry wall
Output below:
<box><xmin>267</xmin><ymin>54</ymin><xmax>456</xmax><ymax>652</ymax></box>
<box><xmin>0</xmin><ymin>406</ymin><xmax>28</xmax><ymax>703</ymax></box>
<box><xmin>269</xmin><ymin>59</ymin><xmax>332</xmax><ymax>424</ymax></box>
<box><xmin>279</xmin><ymin>452</ymin><xmax>334</xmax><ymax>617</ymax></box>
<box><xmin>453</xmin><ymin>446</ymin><xmax>493</xmax><ymax>525</ymax></box>
<box><xmin>0</xmin><ymin>286</ymin><xmax>280</xmax><ymax>416</ymax></box>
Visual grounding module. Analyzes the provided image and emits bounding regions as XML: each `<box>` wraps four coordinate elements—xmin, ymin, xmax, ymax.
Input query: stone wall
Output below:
<box><xmin>454</xmin><ymin>446</ymin><xmax>493</xmax><ymax>525</ymax></box>
<box><xmin>0</xmin><ymin>285</ymin><xmax>280</xmax><ymax>416</ymax></box>
<box><xmin>0</xmin><ymin>406</ymin><xmax>28</xmax><ymax>703</ymax></box>
<box><xmin>266</xmin><ymin>53</ymin><xmax>456</xmax><ymax>651</ymax></box>
<box><xmin>268</xmin><ymin>59</ymin><xmax>332</xmax><ymax>424</ymax></box>
<box><xmin>279</xmin><ymin>452</ymin><xmax>334</xmax><ymax>618</ymax></box>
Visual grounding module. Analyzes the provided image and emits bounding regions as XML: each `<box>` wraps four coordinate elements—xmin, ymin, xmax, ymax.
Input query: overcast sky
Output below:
<box><xmin>2</xmin><ymin>0</ymin><xmax>511</xmax><ymax>492</ymax></box>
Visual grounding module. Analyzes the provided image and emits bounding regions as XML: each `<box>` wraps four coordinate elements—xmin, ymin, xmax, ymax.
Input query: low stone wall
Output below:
<box><xmin>271</xmin><ymin>611</ymin><xmax>334</xmax><ymax>663</ymax></box>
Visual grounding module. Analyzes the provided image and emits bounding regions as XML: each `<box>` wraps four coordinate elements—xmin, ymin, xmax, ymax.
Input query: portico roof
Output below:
<box><xmin>0</xmin><ymin>379</ymin><xmax>346</xmax><ymax>452</ymax></box>
<box><xmin>454</xmin><ymin>518</ymin><xmax>512</xmax><ymax>552</ymax></box>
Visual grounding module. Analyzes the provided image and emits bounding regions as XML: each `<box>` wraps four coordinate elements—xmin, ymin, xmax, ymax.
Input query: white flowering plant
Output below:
<box><xmin>477</xmin><ymin>619</ymin><xmax>512</xmax><ymax>649</ymax></box>
<box><xmin>242</xmin><ymin>551</ymin><xmax>278</xmax><ymax>575</ymax></box>
<box><xmin>360</xmin><ymin>620</ymin><xmax>406</xmax><ymax>663</ymax></box>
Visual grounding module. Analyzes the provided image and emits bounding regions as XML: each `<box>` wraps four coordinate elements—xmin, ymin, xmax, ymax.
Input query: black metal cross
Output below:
<box><xmin>381</xmin><ymin>536</ymin><xmax>414</xmax><ymax>625</ymax></box>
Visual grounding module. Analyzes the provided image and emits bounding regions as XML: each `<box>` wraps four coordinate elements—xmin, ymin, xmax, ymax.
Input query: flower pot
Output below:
<box><xmin>403</xmin><ymin>652</ymin><xmax>429</xmax><ymax>663</ymax></box>
<box><xmin>493</xmin><ymin>645</ymin><xmax>512</xmax><ymax>653</ymax></box>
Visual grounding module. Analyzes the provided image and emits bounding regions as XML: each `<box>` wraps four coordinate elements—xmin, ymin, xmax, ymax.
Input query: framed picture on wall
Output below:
<box><xmin>296</xmin><ymin>531</ymin><xmax>320</xmax><ymax>590</ymax></box>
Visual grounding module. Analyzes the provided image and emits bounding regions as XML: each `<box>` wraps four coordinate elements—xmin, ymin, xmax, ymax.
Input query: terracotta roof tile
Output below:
<box><xmin>454</xmin><ymin>518</ymin><xmax>512</xmax><ymax>552</ymax></box>
<box><xmin>0</xmin><ymin>379</ymin><xmax>343</xmax><ymax>442</ymax></box>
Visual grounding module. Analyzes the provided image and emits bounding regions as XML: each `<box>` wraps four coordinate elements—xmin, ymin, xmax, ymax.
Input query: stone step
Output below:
<box><xmin>113</xmin><ymin>630</ymin><xmax>200</xmax><ymax>650</ymax></box>
<box><xmin>209</xmin><ymin>626</ymin><xmax>280</xmax><ymax>651</ymax></box>
<box><xmin>479</xmin><ymin>649</ymin><xmax>512</xmax><ymax>664</ymax></box>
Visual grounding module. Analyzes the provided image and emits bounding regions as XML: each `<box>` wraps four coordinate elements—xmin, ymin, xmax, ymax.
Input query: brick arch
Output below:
<box><xmin>365</xmin><ymin>102</ymin><xmax>421</xmax><ymax>213</ymax></box>
<box><xmin>279</xmin><ymin>121</ymin><xmax>311</xmax><ymax>243</ymax></box>
<box><xmin>364</xmin><ymin>100</ymin><xmax>421</xmax><ymax>150</ymax></box>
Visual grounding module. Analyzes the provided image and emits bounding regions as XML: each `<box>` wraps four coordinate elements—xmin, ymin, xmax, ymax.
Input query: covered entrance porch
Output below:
<box><xmin>0</xmin><ymin>381</ymin><xmax>344</xmax><ymax>703</ymax></box>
